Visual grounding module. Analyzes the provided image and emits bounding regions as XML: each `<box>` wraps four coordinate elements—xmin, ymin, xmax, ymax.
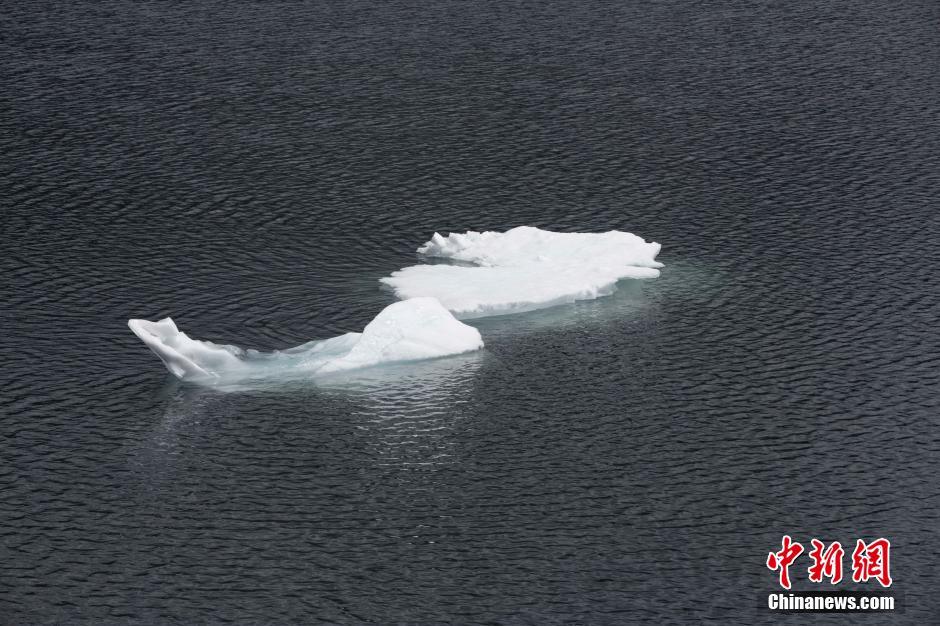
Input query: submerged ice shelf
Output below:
<box><xmin>381</xmin><ymin>226</ymin><xmax>663</xmax><ymax>318</ymax></box>
<box><xmin>128</xmin><ymin>297</ymin><xmax>483</xmax><ymax>384</ymax></box>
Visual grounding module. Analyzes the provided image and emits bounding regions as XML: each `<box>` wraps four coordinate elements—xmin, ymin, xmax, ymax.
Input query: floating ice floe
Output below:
<box><xmin>381</xmin><ymin>226</ymin><xmax>663</xmax><ymax>318</ymax></box>
<box><xmin>128</xmin><ymin>297</ymin><xmax>483</xmax><ymax>384</ymax></box>
<box><xmin>131</xmin><ymin>226</ymin><xmax>662</xmax><ymax>382</ymax></box>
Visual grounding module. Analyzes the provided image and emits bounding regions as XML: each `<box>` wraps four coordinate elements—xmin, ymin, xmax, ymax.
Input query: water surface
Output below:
<box><xmin>3</xmin><ymin>1</ymin><xmax>939</xmax><ymax>623</ymax></box>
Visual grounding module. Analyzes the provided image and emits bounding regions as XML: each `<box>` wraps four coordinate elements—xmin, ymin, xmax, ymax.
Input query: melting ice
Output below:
<box><xmin>128</xmin><ymin>297</ymin><xmax>483</xmax><ymax>384</ymax></box>
<box><xmin>130</xmin><ymin>227</ymin><xmax>662</xmax><ymax>382</ymax></box>
<box><xmin>381</xmin><ymin>226</ymin><xmax>663</xmax><ymax>318</ymax></box>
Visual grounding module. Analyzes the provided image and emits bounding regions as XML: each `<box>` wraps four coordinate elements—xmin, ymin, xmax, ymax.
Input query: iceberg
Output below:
<box><xmin>128</xmin><ymin>297</ymin><xmax>483</xmax><ymax>384</ymax></box>
<box><xmin>380</xmin><ymin>226</ymin><xmax>663</xmax><ymax>318</ymax></box>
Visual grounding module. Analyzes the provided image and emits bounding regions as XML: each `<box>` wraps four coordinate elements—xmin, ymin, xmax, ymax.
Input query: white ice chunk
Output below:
<box><xmin>128</xmin><ymin>297</ymin><xmax>483</xmax><ymax>384</ymax></box>
<box><xmin>127</xmin><ymin>317</ymin><xmax>249</xmax><ymax>380</ymax></box>
<box><xmin>381</xmin><ymin>226</ymin><xmax>663</xmax><ymax>318</ymax></box>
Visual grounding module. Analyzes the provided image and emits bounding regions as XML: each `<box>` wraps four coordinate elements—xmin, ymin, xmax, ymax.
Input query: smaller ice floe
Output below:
<box><xmin>380</xmin><ymin>226</ymin><xmax>663</xmax><ymax>318</ymax></box>
<box><xmin>128</xmin><ymin>297</ymin><xmax>483</xmax><ymax>384</ymax></box>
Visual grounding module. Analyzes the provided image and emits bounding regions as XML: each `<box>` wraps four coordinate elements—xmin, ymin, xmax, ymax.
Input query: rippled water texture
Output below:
<box><xmin>3</xmin><ymin>1</ymin><xmax>939</xmax><ymax>624</ymax></box>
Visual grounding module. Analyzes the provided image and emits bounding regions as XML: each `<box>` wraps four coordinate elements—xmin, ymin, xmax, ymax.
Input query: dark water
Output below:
<box><xmin>3</xmin><ymin>1</ymin><xmax>939</xmax><ymax>623</ymax></box>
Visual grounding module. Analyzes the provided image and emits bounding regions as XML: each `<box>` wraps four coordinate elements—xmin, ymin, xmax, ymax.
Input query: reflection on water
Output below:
<box><xmin>331</xmin><ymin>352</ymin><xmax>487</xmax><ymax>469</ymax></box>
<box><xmin>138</xmin><ymin>351</ymin><xmax>488</xmax><ymax>474</ymax></box>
